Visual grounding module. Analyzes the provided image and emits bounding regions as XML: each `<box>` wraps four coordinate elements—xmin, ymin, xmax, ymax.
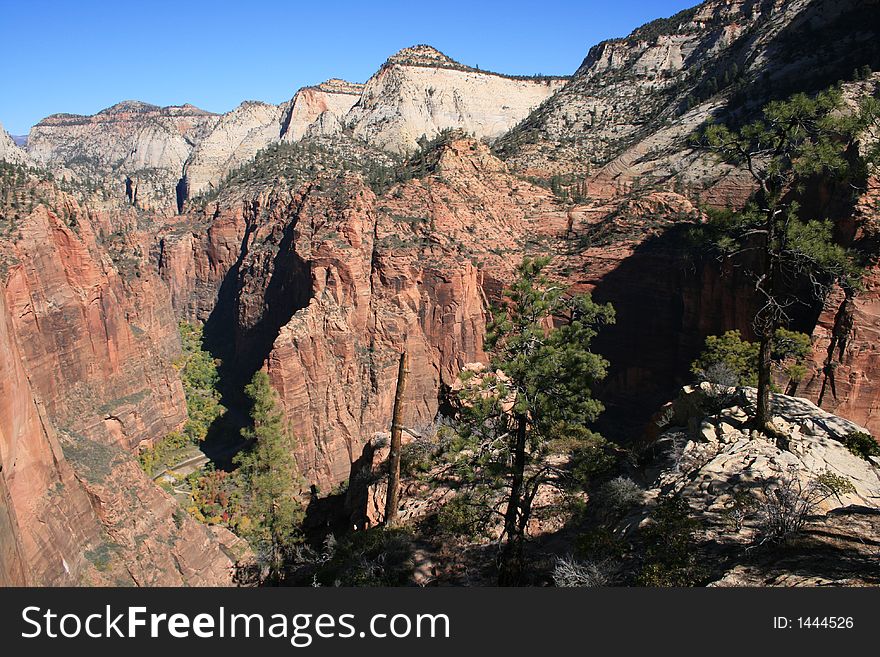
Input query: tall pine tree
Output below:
<box><xmin>452</xmin><ymin>257</ymin><xmax>615</xmax><ymax>584</ymax></box>
<box><xmin>234</xmin><ymin>371</ymin><xmax>303</xmax><ymax>582</ymax></box>
<box><xmin>694</xmin><ymin>88</ymin><xmax>879</xmax><ymax>429</ymax></box>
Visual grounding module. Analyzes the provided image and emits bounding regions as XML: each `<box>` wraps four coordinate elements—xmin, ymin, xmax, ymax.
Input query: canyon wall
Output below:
<box><xmin>0</xmin><ymin>185</ymin><xmax>241</xmax><ymax>585</ymax></box>
<box><xmin>161</xmin><ymin>139</ymin><xmax>554</xmax><ymax>490</ymax></box>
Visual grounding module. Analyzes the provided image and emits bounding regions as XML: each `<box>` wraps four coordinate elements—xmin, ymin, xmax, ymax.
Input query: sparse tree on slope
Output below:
<box><xmin>693</xmin><ymin>88</ymin><xmax>878</xmax><ymax>429</ymax></box>
<box><xmin>453</xmin><ymin>257</ymin><xmax>614</xmax><ymax>585</ymax></box>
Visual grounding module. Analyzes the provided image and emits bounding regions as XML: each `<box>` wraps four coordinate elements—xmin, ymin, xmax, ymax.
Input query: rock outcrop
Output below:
<box><xmin>0</xmin><ymin>123</ymin><xmax>31</xmax><ymax>166</ymax></box>
<box><xmin>642</xmin><ymin>384</ymin><xmax>880</xmax><ymax>585</ymax></box>
<box><xmin>280</xmin><ymin>79</ymin><xmax>364</xmax><ymax>143</ymax></box>
<box><xmin>346</xmin><ymin>45</ymin><xmax>566</xmax><ymax>154</ymax></box>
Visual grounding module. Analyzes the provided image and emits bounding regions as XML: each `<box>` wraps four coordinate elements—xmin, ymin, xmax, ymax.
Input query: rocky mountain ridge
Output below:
<box><xmin>346</xmin><ymin>45</ymin><xmax>566</xmax><ymax>154</ymax></box>
<box><xmin>22</xmin><ymin>45</ymin><xmax>565</xmax><ymax>213</ymax></box>
<box><xmin>0</xmin><ymin>123</ymin><xmax>30</xmax><ymax>166</ymax></box>
<box><xmin>497</xmin><ymin>0</ymin><xmax>880</xmax><ymax>187</ymax></box>
<box><xmin>1</xmin><ymin>0</ymin><xmax>878</xmax><ymax>587</ymax></box>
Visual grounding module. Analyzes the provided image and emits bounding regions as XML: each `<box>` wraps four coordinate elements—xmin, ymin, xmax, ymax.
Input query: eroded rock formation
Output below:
<box><xmin>0</xmin><ymin>183</ymin><xmax>242</xmax><ymax>585</ymax></box>
<box><xmin>347</xmin><ymin>46</ymin><xmax>566</xmax><ymax>154</ymax></box>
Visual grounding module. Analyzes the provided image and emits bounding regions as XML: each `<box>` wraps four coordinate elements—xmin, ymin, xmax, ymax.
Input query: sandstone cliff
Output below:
<box><xmin>280</xmin><ymin>79</ymin><xmax>364</xmax><ymax>143</ymax></box>
<box><xmin>0</xmin><ymin>180</ymin><xmax>241</xmax><ymax>585</ymax></box>
<box><xmin>0</xmin><ymin>123</ymin><xmax>31</xmax><ymax>166</ymax></box>
<box><xmin>184</xmin><ymin>101</ymin><xmax>282</xmax><ymax>197</ymax></box>
<box><xmin>162</xmin><ymin>138</ymin><xmax>557</xmax><ymax>490</ymax></box>
<box><xmin>346</xmin><ymin>45</ymin><xmax>566</xmax><ymax>154</ymax></box>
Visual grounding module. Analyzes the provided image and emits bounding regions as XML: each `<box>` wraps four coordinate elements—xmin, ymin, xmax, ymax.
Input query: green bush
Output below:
<box><xmin>436</xmin><ymin>493</ymin><xmax>489</xmax><ymax>539</ymax></box>
<box><xmin>638</xmin><ymin>495</ymin><xmax>707</xmax><ymax>587</ymax></box>
<box><xmin>399</xmin><ymin>438</ymin><xmax>435</xmax><ymax>476</ymax></box>
<box><xmin>177</xmin><ymin>322</ymin><xmax>226</xmax><ymax>443</ymax></box>
<box><xmin>138</xmin><ymin>430</ymin><xmax>190</xmax><ymax>476</ymax></box>
<box><xmin>842</xmin><ymin>431</ymin><xmax>880</xmax><ymax>461</ymax></box>
<box><xmin>576</xmin><ymin>527</ymin><xmax>628</xmax><ymax>561</ymax></box>
<box><xmin>692</xmin><ymin>328</ymin><xmax>812</xmax><ymax>387</ymax></box>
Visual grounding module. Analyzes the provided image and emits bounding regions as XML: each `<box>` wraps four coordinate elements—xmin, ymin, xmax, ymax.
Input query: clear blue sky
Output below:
<box><xmin>0</xmin><ymin>0</ymin><xmax>696</xmax><ymax>135</ymax></box>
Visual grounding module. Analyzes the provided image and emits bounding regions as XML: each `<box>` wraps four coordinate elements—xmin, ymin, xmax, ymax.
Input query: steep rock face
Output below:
<box><xmin>800</xmin><ymin>174</ymin><xmax>880</xmax><ymax>436</ymax></box>
<box><xmin>347</xmin><ymin>46</ymin><xmax>565</xmax><ymax>154</ymax></box>
<box><xmin>157</xmin><ymin>208</ymin><xmax>249</xmax><ymax>322</ymax></box>
<box><xmin>801</xmin><ymin>275</ymin><xmax>880</xmax><ymax>435</ymax></box>
<box><xmin>28</xmin><ymin>101</ymin><xmax>219</xmax><ymax>213</ymax></box>
<box><xmin>184</xmin><ymin>101</ymin><xmax>283</xmax><ymax>197</ymax></box>
<box><xmin>280</xmin><ymin>79</ymin><xmax>364</xmax><ymax>142</ymax></box>
<box><xmin>0</xmin><ymin>123</ymin><xmax>31</xmax><ymax>166</ymax></box>
<box><xmin>497</xmin><ymin>0</ymin><xmax>880</xmax><ymax>183</ymax></box>
<box><xmin>0</xmin><ymin>287</ymin><xmax>103</xmax><ymax>586</ymax></box>
<box><xmin>0</xmin><ymin>186</ymin><xmax>241</xmax><ymax>586</ymax></box>
<box><xmin>2</xmin><ymin>198</ymin><xmax>186</xmax><ymax>450</ymax></box>
<box><xmin>164</xmin><ymin>139</ymin><xmax>557</xmax><ymax>490</ymax></box>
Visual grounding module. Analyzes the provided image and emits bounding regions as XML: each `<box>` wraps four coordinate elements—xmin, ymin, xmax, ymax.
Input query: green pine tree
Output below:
<box><xmin>693</xmin><ymin>87</ymin><xmax>879</xmax><ymax>429</ymax></box>
<box><xmin>451</xmin><ymin>257</ymin><xmax>615</xmax><ymax>584</ymax></box>
<box><xmin>234</xmin><ymin>370</ymin><xmax>303</xmax><ymax>582</ymax></box>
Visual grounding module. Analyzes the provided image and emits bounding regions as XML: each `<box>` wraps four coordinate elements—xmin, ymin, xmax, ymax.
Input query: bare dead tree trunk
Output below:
<box><xmin>384</xmin><ymin>352</ymin><xmax>409</xmax><ymax>527</ymax></box>
<box><xmin>756</xmin><ymin>201</ymin><xmax>778</xmax><ymax>430</ymax></box>
<box><xmin>818</xmin><ymin>290</ymin><xmax>855</xmax><ymax>406</ymax></box>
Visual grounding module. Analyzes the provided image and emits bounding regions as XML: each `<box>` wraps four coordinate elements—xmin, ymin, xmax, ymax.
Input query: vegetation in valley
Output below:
<box><xmin>138</xmin><ymin>322</ymin><xmax>226</xmax><ymax>476</ymax></box>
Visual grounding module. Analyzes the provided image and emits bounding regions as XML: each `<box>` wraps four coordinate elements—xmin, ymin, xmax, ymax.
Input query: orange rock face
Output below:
<box><xmin>0</xmin><ymin>187</ymin><xmax>240</xmax><ymax>585</ymax></box>
<box><xmin>800</xmin><ymin>177</ymin><xmax>880</xmax><ymax>436</ymax></box>
<box><xmin>3</xmin><ymin>200</ymin><xmax>185</xmax><ymax>450</ymax></box>
<box><xmin>162</xmin><ymin>140</ymin><xmax>554</xmax><ymax>491</ymax></box>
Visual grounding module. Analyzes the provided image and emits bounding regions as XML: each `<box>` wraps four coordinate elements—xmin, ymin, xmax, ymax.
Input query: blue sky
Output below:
<box><xmin>0</xmin><ymin>0</ymin><xmax>695</xmax><ymax>135</ymax></box>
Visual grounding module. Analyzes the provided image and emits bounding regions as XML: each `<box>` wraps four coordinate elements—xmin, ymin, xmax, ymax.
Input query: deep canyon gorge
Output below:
<box><xmin>1</xmin><ymin>0</ymin><xmax>879</xmax><ymax>586</ymax></box>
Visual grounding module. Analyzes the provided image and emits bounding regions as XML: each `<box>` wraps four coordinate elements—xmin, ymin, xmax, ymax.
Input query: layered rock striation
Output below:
<box><xmin>0</xmin><ymin>181</ymin><xmax>241</xmax><ymax>585</ymax></box>
<box><xmin>347</xmin><ymin>46</ymin><xmax>566</xmax><ymax>154</ymax></box>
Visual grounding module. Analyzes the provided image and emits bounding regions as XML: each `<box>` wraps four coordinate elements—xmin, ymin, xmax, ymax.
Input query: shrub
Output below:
<box><xmin>137</xmin><ymin>430</ymin><xmax>190</xmax><ymax>476</ymax></box>
<box><xmin>721</xmin><ymin>489</ymin><xmax>758</xmax><ymax>532</ymax></box>
<box><xmin>436</xmin><ymin>493</ymin><xmax>489</xmax><ymax>539</ymax></box>
<box><xmin>842</xmin><ymin>431</ymin><xmax>880</xmax><ymax>461</ymax></box>
<box><xmin>565</xmin><ymin>428</ymin><xmax>616</xmax><ymax>491</ymax></box>
<box><xmin>692</xmin><ymin>330</ymin><xmax>759</xmax><ymax>386</ymax></box>
<box><xmin>754</xmin><ymin>466</ymin><xmax>855</xmax><ymax>545</ymax></box>
<box><xmin>575</xmin><ymin>527</ymin><xmax>628</xmax><ymax>561</ymax></box>
<box><xmin>312</xmin><ymin>528</ymin><xmax>413</xmax><ymax>587</ymax></box>
<box><xmin>638</xmin><ymin>495</ymin><xmax>706</xmax><ymax>586</ymax></box>
<box><xmin>692</xmin><ymin>328</ymin><xmax>812</xmax><ymax>388</ymax></box>
<box><xmin>399</xmin><ymin>436</ymin><xmax>436</xmax><ymax>476</ymax></box>
<box><xmin>596</xmin><ymin>477</ymin><xmax>644</xmax><ymax>518</ymax></box>
<box><xmin>552</xmin><ymin>555</ymin><xmax>615</xmax><ymax>587</ymax></box>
